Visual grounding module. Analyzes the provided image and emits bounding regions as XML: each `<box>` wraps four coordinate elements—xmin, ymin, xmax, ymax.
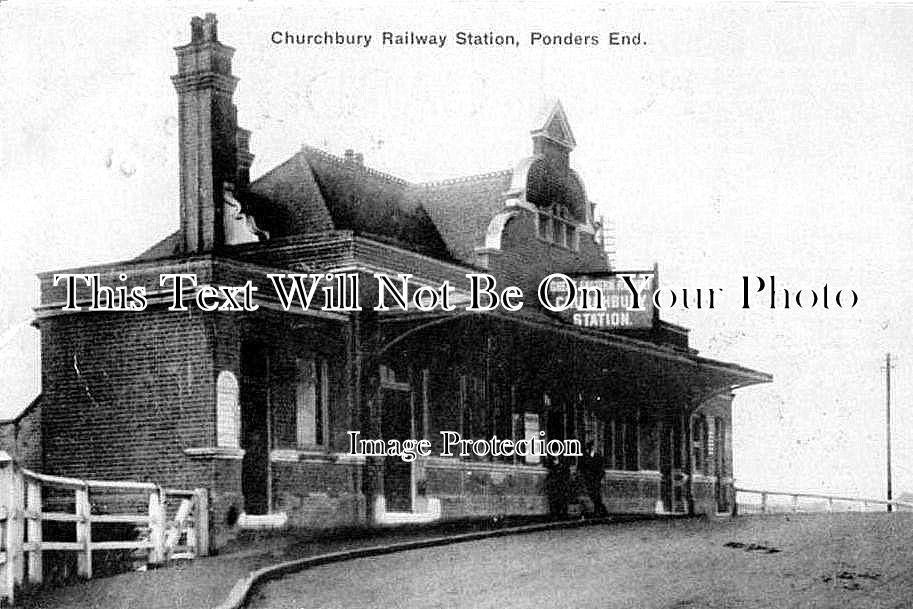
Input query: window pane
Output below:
<box><xmin>538</xmin><ymin>213</ymin><xmax>551</xmax><ymax>240</ymax></box>
<box><xmin>613</xmin><ymin>419</ymin><xmax>624</xmax><ymax>468</ymax></box>
<box><xmin>492</xmin><ymin>380</ymin><xmax>512</xmax><ymax>462</ymax></box>
<box><xmin>624</xmin><ymin>416</ymin><xmax>638</xmax><ymax>470</ymax></box>
<box><xmin>318</xmin><ymin>360</ymin><xmax>328</xmax><ymax>445</ymax></box>
<box><xmin>691</xmin><ymin>416</ymin><xmax>704</xmax><ymax>474</ymax></box>
<box><xmin>216</xmin><ymin>371</ymin><xmax>239</xmax><ymax>448</ymax></box>
<box><xmin>523</xmin><ymin>412</ymin><xmax>541</xmax><ymax>465</ymax></box>
<box><xmin>296</xmin><ymin>358</ymin><xmax>317</xmax><ymax>446</ymax></box>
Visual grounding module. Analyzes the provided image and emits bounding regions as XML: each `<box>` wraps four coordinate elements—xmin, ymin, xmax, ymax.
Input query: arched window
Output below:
<box><xmin>216</xmin><ymin>371</ymin><xmax>240</xmax><ymax>448</ymax></box>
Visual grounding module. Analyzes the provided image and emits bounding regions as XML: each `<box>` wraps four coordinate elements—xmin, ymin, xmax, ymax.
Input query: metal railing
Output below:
<box><xmin>735</xmin><ymin>487</ymin><xmax>913</xmax><ymax>514</ymax></box>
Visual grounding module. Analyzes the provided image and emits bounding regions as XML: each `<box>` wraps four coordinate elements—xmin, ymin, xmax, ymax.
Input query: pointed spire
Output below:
<box><xmin>531</xmin><ymin>98</ymin><xmax>576</xmax><ymax>152</ymax></box>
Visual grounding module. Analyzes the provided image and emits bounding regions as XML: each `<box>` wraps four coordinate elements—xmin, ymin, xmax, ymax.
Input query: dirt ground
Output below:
<box><xmin>14</xmin><ymin>514</ymin><xmax>563</xmax><ymax>609</ymax></box>
<box><xmin>248</xmin><ymin>513</ymin><xmax>913</xmax><ymax>609</ymax></box>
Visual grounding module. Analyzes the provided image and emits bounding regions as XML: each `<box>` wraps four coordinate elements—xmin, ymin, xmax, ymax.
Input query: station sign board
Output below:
<box><xmin>544</xmin><ymin>269</ymin><xmax>657</xmax><ymax>330</ymax></box>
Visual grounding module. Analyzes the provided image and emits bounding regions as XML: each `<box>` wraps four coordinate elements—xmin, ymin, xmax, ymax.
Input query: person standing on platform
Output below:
<box><xmin>545</xmin><ymin>454</ymin><xmax>572</xmax><ymax>519</ymax></box>
<box><xmin>579</xmin><ymin>441</ymin><xmax>608</xmax><ymax>517</ymax></box>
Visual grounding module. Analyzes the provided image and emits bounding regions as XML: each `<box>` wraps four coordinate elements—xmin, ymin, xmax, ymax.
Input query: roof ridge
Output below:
<box><xmin>299</xmin><ymin>144</ymin><xmax>410</xmax><ymax>186</ymax></box>
<box><xmin>417</xmin><ymin>169</ymin><xmax>512</xmax><ymax>188</ymax></box>
<box><xmin>298</xmin><ymin>144</ymin><xmax>512</xmax><ymax>189</ymax></box>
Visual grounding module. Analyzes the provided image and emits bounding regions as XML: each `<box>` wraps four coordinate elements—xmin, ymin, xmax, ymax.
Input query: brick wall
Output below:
<box><xmin>0</xmin><ymin>399</ymin><xmax>42</xmax><ymax>470</ymax></box>
<box><xmin>39</xmin><ymin>308</ymin><xmax>216</xmax><ymax>487</ymax></box>
<box><xmin>602</xmin><ymin>471</ymin><xmax>661</xmax><ymax>513</ymax></box>
<box><xmin>691</xmin><ymin>477</ymin><xmax>718</xmax><ymax>516</ymax></box>
<box><xmin>692</xmin><ymin>393</ymin><xmax>735</xmax><ymax>515</ymax></box>
<box><xmin>425</xmin><ymin>459</ymin><xmax>549</xmax><ymax>519</ymax></box>
<box><xmin>487</xmin><ymin>210</ymin><xmax>608</xmax><ymax>297</ymax></box>
<box><xmin>271</xmin><ymin>460</ymin><xmax>365</xmax><ymax>528</ymax></box>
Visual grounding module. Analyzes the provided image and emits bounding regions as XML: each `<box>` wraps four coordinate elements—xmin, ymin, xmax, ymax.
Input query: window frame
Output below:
<box><xmin>536</xmin><ymin>204</ymin><xmax>580</xmax><ymax>251</ymax></box>
<box><xmin>295</xmin><ymin>357</ymin><xmax>330</xmax><ymax>450</ymax></box>
<box><xmin>216</xmin><ymin>370</ymin><xmax>241</xmax><ymax>449</ymax></box>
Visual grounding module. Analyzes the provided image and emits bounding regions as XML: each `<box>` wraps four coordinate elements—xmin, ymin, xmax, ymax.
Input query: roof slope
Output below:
<box><xmin>244</xmin><ymin>146</ymin><xmax>513</xmax><ymax>263</ymax></box>
<box><xmin>136</xmin><ymin>146</ymin><xmax>515</xmax><ymax>265</ymax></box>
<box><xmin>410</xmin><ymin>172</ymin><xmax>512</xmax><ymax>263</ymax></box>
<box><xmin>247</xmin><ymin>152</ymin><xmax>335</xmax><ymax>237</ymax></box>
<box><xmin>296</xmin><ymin>147</ymin><xmax>451</xmax><ymax>259</ymax></box>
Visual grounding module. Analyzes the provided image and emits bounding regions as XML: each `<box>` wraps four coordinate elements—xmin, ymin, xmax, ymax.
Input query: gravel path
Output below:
<box><xmin>248</xmin><ymin>513</ymin><xmax>913</xmax><ymax>609</ymax></box>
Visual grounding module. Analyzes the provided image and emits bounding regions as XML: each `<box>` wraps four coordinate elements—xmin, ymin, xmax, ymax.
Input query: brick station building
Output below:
<box><xmin>32</xmin><ymin>14</ymin><xmax>770</xmax><ymax>543</ymax></box>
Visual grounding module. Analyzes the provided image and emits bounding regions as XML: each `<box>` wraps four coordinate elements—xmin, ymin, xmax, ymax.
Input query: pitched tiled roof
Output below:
<box><xmin>242</xmin><ymin>146</ymin><xmax>513</xmax><ymax>263</ymax></box>
<box><xmin>136</xmin><ymin>146</ymin><xmax>515</xmax><ymax>265</ymax></box>
<box><xmin>248</xmin><ymin>152</ymin><xmax>335</xmax><ymax>237</ymax></box>
<box><xmin>297</xmin><ymin>147</ymin><xmax>451</xmax><ymax>259</ymax></box>
<box><xmin>409</xmin><ymin>171</ymin><xmax>512</xmax><ymax>263</ymax></box>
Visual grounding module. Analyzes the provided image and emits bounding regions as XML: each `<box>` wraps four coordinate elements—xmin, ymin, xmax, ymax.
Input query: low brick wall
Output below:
<box><xmin>424</xmin><ymin>460</ymin><xmax>663</xmax><ymax>519</ymax></box>
<box><xmin>271</xmin><ymin>458</ymin><xmax>366</xmax><ymax>528</ymax></box>
<box><xmin>602</xmin><ymin>470</ymin><xmax>662</xmax><ymax>514</ymax></box>
<box><xmin>691</xmin><ymin>476</ymin><xmax>718</xmax><ymax>516</ymax></box>
<box><xmin>425</xmin><ymin>459</ymin><xmax>549</xmax><ymax>519</ymax></box>
<box><xmin>228</xmin><ymin>457</ymin><xmax>676</xmax><ymax>534</ymax></box>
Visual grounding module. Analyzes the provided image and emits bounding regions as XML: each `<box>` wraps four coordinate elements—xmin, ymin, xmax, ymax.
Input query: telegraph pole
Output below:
<box><xmin>885</xmin><ymin>353</ymin><xmax>894</xmax><ymax>512</ymax></box>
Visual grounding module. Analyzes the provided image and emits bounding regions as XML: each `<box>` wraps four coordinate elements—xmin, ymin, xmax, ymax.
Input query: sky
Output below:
<box><xmin>1</xmin><ymin>1</ymin><xmax>912</xmax><ymax>499</ymax></box>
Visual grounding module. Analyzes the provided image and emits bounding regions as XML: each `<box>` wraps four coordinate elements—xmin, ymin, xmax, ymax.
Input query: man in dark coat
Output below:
<box><xmin>544</xmin><ymin>454</ymin><xmax>572</xmax><ymax>519</ymax></box>
<box><xmin>579</xmin><ymin>441</ymin><xmax>608</xmax><ymax>517</ymax></box>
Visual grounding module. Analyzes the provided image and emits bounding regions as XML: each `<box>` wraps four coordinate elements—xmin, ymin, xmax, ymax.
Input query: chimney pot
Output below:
<box><xmin>191</xmin><ymin>16</ymin><xmax>203</xmax><ymax>42</ymax></box>
<box><xmin>203</xmin><ymin>13</ymin><xmax>218</xmax><ymax>42</ymax></box>
<box><xmin>344</xmin><ymin>149</ymin><xmax>355</xmax><ymax>162</ymax></box>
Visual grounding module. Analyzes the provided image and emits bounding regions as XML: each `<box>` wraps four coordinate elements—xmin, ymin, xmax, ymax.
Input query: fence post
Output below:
<box><xmin>760</xmin><ymin>492</ymin><xmax>767</xmax><ymax>514</ymax></box>
<box><xmin>75</xmin><ymin>483</ymin><xmax>92</xmax><ymax>579</ymax></box>
<box><xmin>0</xmin><ymin>454</ymin><xmax>9</xmax><ymax>606</ymax></box>
<box><xmin>792</xmin><ymin>495</ymin><xmax>799</xmax><ymax>513</ymax></box>
<box><xmin>193</xmin><ymin>488</ymin><xmax>209</xmax><ymax>557</ymax></box>
<box><xmin>148</xmin><ymin>487</ymin><xmax>165</xmax><ymax>566</ymax></box>
<box><xmin>8</xmin><ymin>462</ymin><xmax>24</xmax><ymax>590</ymax></box>
<box><xmin>827</xmin><ymin>497</ymin><xmax>833</xmax><ymax>513</ymax></box>
<box><xmin>0</xmin><ymin>451</ymin><xmax>20</xmax><ymax>605</ymax></box>
<box><xmin>26</xmin><ymin>479</ymin><xmax>42</xmax><ymax>585</ymax></box>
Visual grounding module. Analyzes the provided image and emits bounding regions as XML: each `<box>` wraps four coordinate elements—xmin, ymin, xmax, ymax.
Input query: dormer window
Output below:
<box><xmin>537</xmin><ymin>204</ymin><xmax>579</xmax><ymax>251</ymax></box>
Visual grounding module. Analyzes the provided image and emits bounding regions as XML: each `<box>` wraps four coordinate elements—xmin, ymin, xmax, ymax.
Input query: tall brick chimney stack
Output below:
<box><xmin>171</xmin><ymin>13</ymin><xmax>239</xmax><ymax>253</ymax></box>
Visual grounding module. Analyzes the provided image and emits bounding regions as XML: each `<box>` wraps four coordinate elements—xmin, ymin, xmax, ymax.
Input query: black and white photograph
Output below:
<box><xmin>1</xmin><ymin>2</ymin><xmax>912</xmax><ymax>607</ymax></box>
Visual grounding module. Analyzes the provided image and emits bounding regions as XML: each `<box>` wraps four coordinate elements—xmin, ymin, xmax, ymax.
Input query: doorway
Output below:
<box><xmin>659</xmin><ymin>417</ymin><xmax>673</xmax><ymax>512</ymax></box>
<box><xmin>714</xmin><ymin>418</ymin><xmax>728</xmax><ymax>512</ymax></box>
<box><xmin>381</xmin><ymin>385</ymin><xmax>413</xmax><ymax>512</ymax></box>
<box><xmin>241</xmin><ymin>344</ymin><xmax>270</xmax><ymax>515</ymax></box>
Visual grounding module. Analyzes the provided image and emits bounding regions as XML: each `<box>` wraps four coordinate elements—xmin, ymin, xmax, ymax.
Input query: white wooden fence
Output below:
<box><xmin>735</xmin><ymin>487</ymin><xmax>913</xmax><ymax>514</ymax></box>
<box><xmin>0</xmin><ymin>452</ymin><xmax>209</xmax><ymax>605</ymax></box>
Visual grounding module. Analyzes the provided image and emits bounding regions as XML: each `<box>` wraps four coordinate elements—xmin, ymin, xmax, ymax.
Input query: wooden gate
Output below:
<box><xmin>0</xmin><ymin>452</ymin><xmax>209</xmax><ymax>605</ymax></box>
